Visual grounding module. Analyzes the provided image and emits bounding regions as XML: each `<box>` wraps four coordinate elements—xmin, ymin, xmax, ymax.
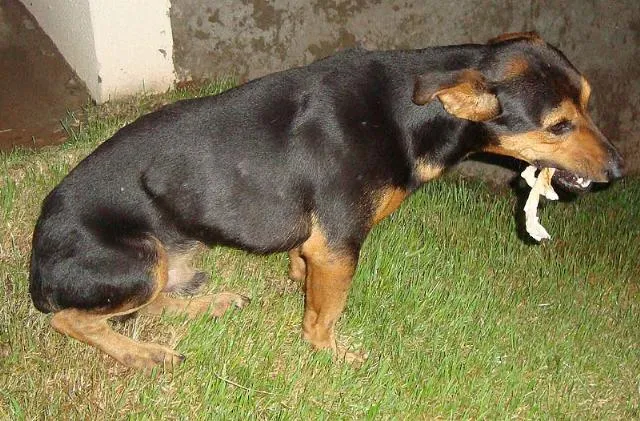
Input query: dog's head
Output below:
<box><xmin>413</xmin><ymin>32</ymin><xmax>624</xmax><ymax>191</ymax></box>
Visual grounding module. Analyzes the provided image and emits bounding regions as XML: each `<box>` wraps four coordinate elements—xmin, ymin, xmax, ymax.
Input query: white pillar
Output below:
<box><xmin>22</xmin><ymin>0</ymin><xmax>176</xmax><ymax>103</ymax></box>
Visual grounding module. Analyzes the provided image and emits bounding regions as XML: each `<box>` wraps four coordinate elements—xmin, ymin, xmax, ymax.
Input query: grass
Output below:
<box><xmin>1</xmin><ymin>81</ymin><xmax>638</xmax><ymax>419</ymax></box>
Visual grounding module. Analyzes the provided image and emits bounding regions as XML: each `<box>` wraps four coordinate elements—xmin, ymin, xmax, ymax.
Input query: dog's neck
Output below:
<box><xmin>381</xmin><ymin>45</ymin><xmax>496</xmax><ymax>183</ymax></box>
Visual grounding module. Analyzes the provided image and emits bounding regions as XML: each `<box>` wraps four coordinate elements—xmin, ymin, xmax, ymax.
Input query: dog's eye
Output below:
<box><xmin>547</xmin><ymin>120</ymin><xmax>574</xmax><ymax>136</ymax></box>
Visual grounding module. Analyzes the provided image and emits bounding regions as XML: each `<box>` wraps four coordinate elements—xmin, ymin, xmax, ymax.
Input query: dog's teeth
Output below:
<box><xmin>580</xmin><ymin>179</ymin><xmax>592</xmax><ymax>188</ymax></box>
<box><xmin>576</xmin><ymin>177</ymin><xmax>583</xmax><ymax>184</ymax></box>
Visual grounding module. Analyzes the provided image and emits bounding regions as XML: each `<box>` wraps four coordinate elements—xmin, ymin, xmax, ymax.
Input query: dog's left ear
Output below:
<box><xmin>412</xmin><ymin>70</ymin><xmax>500</xmax><ymax>122</ymax></box>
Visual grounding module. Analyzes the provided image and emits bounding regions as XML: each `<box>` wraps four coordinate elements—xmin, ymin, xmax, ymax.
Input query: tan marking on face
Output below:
<box><xmin>541</xmin><ymin>100</ymin><xmax>578</xmax><ymax>127</ymax></box>
<box><xmin>484</xmin><ymin>99</ymin><xmax>610</xmax><ymax>181</ymax></box>
<box><xmin>371</xmin><ymin>187</ymin><xmax>409</xmax><ymax>225</ymax></box>
<box><xmin>415</xmin><ymin>161</ymin><xmax>444</xmax><ymax>183</ymax></box>
<box><xmin>503</xmin><ymin>56</ymin><xmax>529</xmax><ymax>79</ymax></box>
<box><xmin>51</xmin><ymin>308</ymin><xmax>184</xmax><ymax>372</ymax></box>
<box><xmin>580</xmin><ymin>76</ymin><xmax>591</xmax><ymax>110</ymax></box>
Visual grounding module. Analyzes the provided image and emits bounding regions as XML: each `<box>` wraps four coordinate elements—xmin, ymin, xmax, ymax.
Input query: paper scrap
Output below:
<box><xmin>522</xmin><ymin>166</ymin><xmax>558</xmax><ymax>241</ymax></box>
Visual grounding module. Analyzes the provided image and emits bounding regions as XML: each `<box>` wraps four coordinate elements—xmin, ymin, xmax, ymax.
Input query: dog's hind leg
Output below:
<box><xmin>140</xmin><ymin>247</ymin><xmax>250</xmax><ymax>318</ymax></box>
<box><xmin>140</xmin><ymin>292</ymin><xmax>250</xmax><ymax>319</ymax></box>
<box><xmin>51</xmin><ymin>309</ymin><xmax>185</xmax><ymax>372</ymax></box>
<box><xmin>49</xmin><ymin>240</ymin><xmax>185</xmax><ymax>372</ymax></box>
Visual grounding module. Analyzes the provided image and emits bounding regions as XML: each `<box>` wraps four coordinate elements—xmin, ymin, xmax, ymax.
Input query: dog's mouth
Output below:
<box><xmin>531</xmin><ymin>160</ymin><xmax>594</xmax><ymax>193</ymax></box>
<box><xmin>550</xmin><ymin>169</ymin><xmax>592</xmax><ymax>193</ymax></box>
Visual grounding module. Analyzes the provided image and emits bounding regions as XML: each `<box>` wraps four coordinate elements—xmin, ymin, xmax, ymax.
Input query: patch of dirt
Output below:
<box><xmin>0</xmin><ymin>0</ymin><xmax>89</xmax><ymax>150</ymax></box>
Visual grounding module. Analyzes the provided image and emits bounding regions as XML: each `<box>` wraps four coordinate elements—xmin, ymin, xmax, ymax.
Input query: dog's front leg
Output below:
<box><xmin>300</xmin><ymin>227</ymin><xmax>364</xmax><ymax>363</ymax></box>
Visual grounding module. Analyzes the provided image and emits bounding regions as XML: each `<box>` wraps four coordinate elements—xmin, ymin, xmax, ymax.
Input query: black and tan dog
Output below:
<box><xmin>29</xmin><ymin>32</ymin><xmax>623</xmax><ymax>370</ymax></box>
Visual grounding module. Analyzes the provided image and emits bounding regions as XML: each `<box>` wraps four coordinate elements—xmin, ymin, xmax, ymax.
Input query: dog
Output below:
<box><xmin>29</xmin><ymin>32</ymin><xmax>623</xmax><ymax>371</ymax></box>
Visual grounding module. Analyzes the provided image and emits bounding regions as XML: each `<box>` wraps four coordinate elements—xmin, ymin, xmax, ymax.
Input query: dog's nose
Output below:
<box><xmin>606</xmin><ymin>154</ymin><xmax>624</xmax><ymax>180</ymax></box>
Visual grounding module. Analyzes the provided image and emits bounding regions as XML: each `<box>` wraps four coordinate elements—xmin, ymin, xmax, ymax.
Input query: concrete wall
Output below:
<box><xmin>23</xmin><ymin>0</ymin><xmax>176</xmax><ymax>103</ymax></box>
<box><xmin>22</xmin><ymin>0</ymin><xmax>98</xmax><ymax>97</ymax></box>
<box><xmin>171</xmin><ymin>0</ymin><xmax>640</xmax><ymax>176</ymax></box>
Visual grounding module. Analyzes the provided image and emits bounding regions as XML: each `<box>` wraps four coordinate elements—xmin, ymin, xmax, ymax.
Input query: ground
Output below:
<box><xmin>0</xmin><ymin>0</ymin><xmax>88</xmax><ymax>151</ymax></box>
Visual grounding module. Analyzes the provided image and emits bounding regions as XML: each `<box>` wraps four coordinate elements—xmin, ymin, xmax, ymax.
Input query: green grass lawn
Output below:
<box><xmin>1</xmin><ymin>83</ymin><xmax>638</xmax><ymax>419</ymax></box>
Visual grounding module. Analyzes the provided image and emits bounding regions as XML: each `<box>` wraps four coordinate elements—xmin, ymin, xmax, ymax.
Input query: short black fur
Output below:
<box><xmin>29</xmin><ymin>37</ymin><xmax>622</xmax><ymax>316</ymax></box>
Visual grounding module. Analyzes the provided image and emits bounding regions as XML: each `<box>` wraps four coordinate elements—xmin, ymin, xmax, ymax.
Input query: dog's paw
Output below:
<box><xmin>197</xmin><ymin>292</ymin><xmax>251</xmax><ymax>317</ymax></box>
<box><xmin>119</xmin><ymin>342</ymin><xmax>185</xmax><ymax>374</ymax></box>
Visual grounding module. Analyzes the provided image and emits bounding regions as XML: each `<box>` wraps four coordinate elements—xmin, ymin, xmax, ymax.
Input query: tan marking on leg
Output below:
<box><xmin>415</xmin><ymin>161</ymin><xmax>444</xmax><ymax>183</ymax></box>
<box><xmin>141</xmin><ymin>292</ymin><xmax>250</xmax><ymax>319</ymax></box>
<box><xmin>153</xmin><ymin>238</ymin><xmax>169</xmax><ymax>291</ymax></box>
<box><xmin>288</xmin><ymin>247</ymin><xmax>306</xmax><ymax>284</ymax></box>
<box><xmin>51</xmin><ymin>309</ymin><xmax>184</xmax><ymax>372</ymax></box>
<box><xmin>49</xmin><ymin>239</ymin><xmax>185</xmax><ymax>372</ymax></box>
<box><xmin>300</xmin><ymin>224</ymin><xmax>363</xmax><ymax>362</ymax></box>
<box><xmin>372</xmin><ymin>187</ymin><xmax>409</xmax><ymax>225</ymax></box>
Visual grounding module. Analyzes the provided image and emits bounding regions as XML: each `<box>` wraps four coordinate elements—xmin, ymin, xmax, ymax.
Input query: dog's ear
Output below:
<box><xmin>487</xmin><ymin>31</ymin><xmax>544</xmax><ymax>44</ymax></box>
<box><xmin>412</xmin><ymin>70</ymin><xmax>500</xmax><ymax>122</ymax></box>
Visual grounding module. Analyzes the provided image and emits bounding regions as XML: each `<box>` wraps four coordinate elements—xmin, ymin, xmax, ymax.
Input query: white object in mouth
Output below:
<box><xmin>521</xmin><ymin>166</ymin><xmax>558</xmax><ymax>241</ymax></box>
